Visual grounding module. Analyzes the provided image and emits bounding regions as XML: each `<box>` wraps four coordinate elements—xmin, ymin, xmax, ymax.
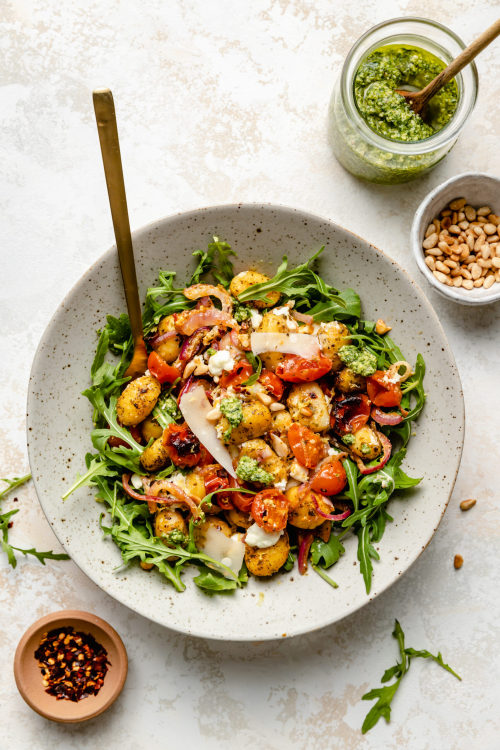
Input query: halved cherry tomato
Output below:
<box><xmin>331</xmin><ymin>394</ymin><xmax>370</xmax><ymax>435</ymax></box>
<box><xmin>367</xmin><ymin>371</ymin><xmax>402</xmax><ymax>408</ymax></box>
<box><xmin>204</xmin><ymin>469</ymin><xmax>232</xmax><ymax>509</ymax></box>
<box><xmin>108</xmin><ymin>424</ymin><xmax>143</xmax><ymax>449</ymax></box>
<box><xmin>287</xmin><ymin>423</ymin><xmax>325</xmax><ymax>469</ymax></box>
<box><xmin>162</xmin><ymin>422</ymin><xmax>201</xmax><ymax>467</ymax></box>
<box><xmin>251</xmin><ymin>488</ymin><xmax>289</xmax><ymax>533</ymax></box>
<box><xmin>275</xmin><ymin>353</ymin><xmax>332</xmax><ymax>383</ymax></box>
<box><xmin>228</xmin><ymin>475</ymin><xmax>254</xmax><ymax>512</ymax></box>
<box><xmin>259</xmin><ymin>369</ymin><xmax>284</xmax><ymax>399</ymax></box>
<box><xmin>310</xmin><ymin>457</ymin><xmax>347</xmax><ymax>496</ymax></box>
<box><xmin>219</xmin><ymin>359</ymin><xmax>254</xmax><ymax>388</ymax></box>
<box><xmin>147</xmin><ymin>351</ymin><xmax>180</xmax><ymax>384</ymax></box>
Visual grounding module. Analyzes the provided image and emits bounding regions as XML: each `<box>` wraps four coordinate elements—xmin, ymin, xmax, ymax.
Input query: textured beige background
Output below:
<box><xmin>1</xmin><ymin>1</ymin><xmax>500</xmax><ymax>748</ymax></box>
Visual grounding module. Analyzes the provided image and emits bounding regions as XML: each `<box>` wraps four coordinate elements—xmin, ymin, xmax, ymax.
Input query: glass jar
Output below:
<box><xmin>328</xmin><ymin>18</ymin><xmax>478</xmax><ymax>184</ymax></box>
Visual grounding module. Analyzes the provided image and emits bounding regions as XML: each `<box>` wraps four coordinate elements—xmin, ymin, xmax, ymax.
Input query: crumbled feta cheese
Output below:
<box><xmin>130</xmin><ymin>473</ymin><xmax>143</xmax><ymax>490</ymax></box>
<box><xmin>250</xmin><ymin>308</ymin><xmax>263</xmax><ymax>329</ymax></box>
<box><xmin>289</xmin><ymin>459</ymin><xmax>309</xmax><ymax>483</ymax></box>
<box><xmin>208</xmin><ymin>349</ymin><xmax>235</xmax><ymax>377</ymax></box>
<box><xmin>272</xmin><ymin>305</ymin><xmax>297</xmax><ymax>331</ymax></box>
<box><xmin>273</xmin><ymin>306</ymin><xmax>289</xmax><ymax>316</ymax></box>
<box><xmin>274</xmin><ymin>478</ymin><xmax>287</xmax><ymax>492</ymax></box>
<box><xmin>327</xmin><ymin>447</ymin><xmax>342</xmax><ymax>456</ymax></box>
<box><xmin>245</xmin><ymin>522</ymin><xmax>283</xmax><ymax>549</ymax></box>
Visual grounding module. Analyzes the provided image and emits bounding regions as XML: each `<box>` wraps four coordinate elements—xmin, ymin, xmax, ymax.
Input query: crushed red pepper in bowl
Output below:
<box><xmin>34</xmin><ymin>626</ymin><xmax>110</xmax><ymax>702</ymax></box>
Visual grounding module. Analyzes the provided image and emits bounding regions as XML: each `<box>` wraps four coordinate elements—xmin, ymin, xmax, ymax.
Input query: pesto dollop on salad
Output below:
<box><xmin>64</xmin><ymin>239</ymin><xmax>426</xmax><ymax>595</ymax></box>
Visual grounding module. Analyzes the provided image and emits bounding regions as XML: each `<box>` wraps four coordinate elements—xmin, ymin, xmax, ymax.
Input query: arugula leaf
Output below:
<box><xmin>342</xmin><ymin>458</ymin><xmax>360</xmax><ymax>512</ymax></box>
<box><xmin>62</xmin><ymin>454</ymin><xmax>116</xmax><ymax>501</ymax></box>
<box><xmin>310</xmin><ymin>533</ymin><xmax>345</xmax><ymax>568</ymax></box>
<box><xmin>194</xmin><ymin>563</ymin><xmax>248</xmax><ymax>594</ymax></box>
<box><xmin>208</xmin><ymin>237</ymin><xmax>236</xmax><ymax>287</ymax></box>
<box><xmin>242</xmin><ymin>352</ymin><xmax>262</xmax><ymax>386</ymax></box>
<box><xmin>1</xmin><ymin>474</ymin><xmax>69</xmax><ymax>568</ymax></box>
<box><xmin>283</xmin><ymin>550</ymin><xmax>295</xmax><ymax>572</ymax></box>
<box><xmin>361</xmin><ymin>620</ymin><xmax>460</xmax><ymax>734</ymax></box>
<box><xmin>312</xmin><ymin>565</ymin><xmax>339</xmax><ymax>588</ymax></box>
<box><xmin>236</xmin><ymin>249</ymin><xmax>361</xmax><ymax>319</ymax></box>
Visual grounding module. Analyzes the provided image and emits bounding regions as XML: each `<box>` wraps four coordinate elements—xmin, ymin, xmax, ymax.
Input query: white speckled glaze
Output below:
<box><xmin>412</xmin><ymin>172</ymin><xmax>500</xmax><ymax>305</ymax></box>
<box><xmin>27</xmin><ymin>203</ymin><xmax>464</xmax><ymax>640</ymax></box>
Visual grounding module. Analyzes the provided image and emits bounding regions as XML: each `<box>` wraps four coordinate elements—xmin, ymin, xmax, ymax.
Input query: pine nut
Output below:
<box><xmin>433</xmin><ymin>270</ymin><xmax>449</xmax><ymax>284</ymax></box>
<box><xmin>488</xmin><ymin>214</ymin><xmax>500</xmax><ymax>225</ymax></box>
<box><xmin>491</xmin><ymin>257</ymin><xmax>500</xmax><ymax>269</ymax></box>
<box><xmin>484</xmin><ymin>223</ymin><xmax>496</xmax><ymax>235</ymax></box>
<box><xmin>477</xmin><ymin>206</ymin><xmax>491</xmax><ymax>216</ymax></box>
<box><xmin>487</xmin><ymin>234</ymin><xmax>499</xmax><ymax>243</ymax></box>
<box><xmin>206</xmin><ymin>407</ymin><xmax>222</xmax><ymax>421</ymax></box>
<box><xmin>460</xmin><ymin>268</ymin><xmax>472</xmax><ymax>279</ymax></box>
<box><xmin>435</xmin><ymin>261</ymin><xmax>450</xmax><ymax>274</ymax></box>
<box><xmin>481</xmin><ymin>245</ymin><xmax>491</xmax><ymax>259</ymax></box>
<box><xmin>458</xmin><ymin>221</ymin><xmax>469</xmax><ymax>230</ymax></box>
<box><xmin>460</xmin><ymin>498</ymin><xmax>476</xmax><ymax>511</ymax></box>
<box><xmin>448</xmin><ymin>225</ymin><xmax>461</xmax><ymax>234</ymax></box>
<box><xmin>425</xmin><ymin>223</ymin><xmax>436</xmax><ymax>237</ymax></box>
<box><xmin>484</xmin><ymin>275</ymin><xmax>495</xmax><ymax>289</ymax></box>
<box><xmin>473</xmin><ymin>278</ymin><xmax>484</xmax><ymax>287</ymax></box>
<box><xmin>426</xmin><ymin>247</ymin><xmax>442</xmax><ymax>257</ymax></box>
<box><xmin>473</xmin><ymin>225</ymin><xmax>485</xmax><ymax>236</ymax></box>
<box><xmin>270</xmin><ymin>402</ymin><xmax>285</xmax><ymax>412</ymax></box>
<box><xmin>454</xmin><ymin>554</ymin><xmax>463</xmax><ymax>570</ymax></box>
<box><xmin>452</xmin><ymin>276</ymin><xmax>463</xmax><ymax>287</ymax></box>
<box><xmin>425</xmin><ymin>256</ymin><xmax>436</xmax><ymax>271</ymax></box>
<box><xmin>423</xmin><ymin>233</ymin><xmax>438</xmax><ymax>249</ymax></box>
<box><xmin>462</xmin><ymin>279</ymin><xmax>474</xmax><ymax>289</ymax></box>
<box><xmin>449</xmin><ymin>198</ymin><xmax>466</xmax><ymax>210</ymax></box>
<box><xmin>441</xmin><ymin>216</ymin><xmax>452</xmax><ymax>230</ymax></box>
<box><xmin>444</xmin><ymin>259</ymin><xmax>457</xmax><ymax>269</ymax></box>
<box><xmin>464</xmin><ymin>205</ymin><xmax>476</xmax><ymax>221</ymax></box>
<box><xmin>470</xmin><ymin>263</ymin><xmax>481</xmax><ymax>279</ymax></box>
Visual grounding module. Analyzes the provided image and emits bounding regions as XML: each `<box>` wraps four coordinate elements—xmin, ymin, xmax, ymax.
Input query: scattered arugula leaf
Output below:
<box><xmin>242</xmin><ymin>352</ymin><xmax>262</xmax><ymax>386</ymax></box>
<box><xmin>1</xmin><ymin>474</ymin><xmax>69</xmax><ymax>568</ymax></box>
<box><xmin>361</xmin><ymin>620</ymin><xmax>461</xmax><ymax>734</ymax></box>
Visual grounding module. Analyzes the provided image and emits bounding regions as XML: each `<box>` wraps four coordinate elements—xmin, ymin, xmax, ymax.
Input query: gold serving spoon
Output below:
<box><xmin>93</xmin><ymin>88</ymin><xmax>148</xmax><ymax>379</ymax></box>
<box><xmin>397</xmin><ymin>18</ymin><xmax>500</xmax><ymax>115</ymax></box>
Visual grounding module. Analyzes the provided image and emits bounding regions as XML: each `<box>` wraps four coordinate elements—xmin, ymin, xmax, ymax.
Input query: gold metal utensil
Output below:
<box><xmin>93</xmin><ymin>88</ymin><xmax>148</xmax><ymax>379</ymax></box>
<box><xmin>397</xmin><ymin>18</ymin><xmax>500</xmax><ymax>116</ymax></box>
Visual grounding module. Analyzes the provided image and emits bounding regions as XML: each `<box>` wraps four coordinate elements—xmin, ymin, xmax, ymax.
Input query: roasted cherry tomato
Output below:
<box><xmin>228</xmin><ymin>475</ymin><xmax>254</xmax><ymax>512</ymax></box>
<box><xmin>259</xmin><ymin>369</ymin><xmax>284</xmax><ymax>399</ymax></box>
<box><xmin>287</xmin><ymin>423</ymin><xmax>325</xmax><ymax>469</ymax></box>
<box><xmin>251</xmin><ymin>488</ymin><xmax>289</xmax><ymax>533</ymax></box>
<box><xmin>275</xmin><ymin>353</ymin><xmax>332</xmax><ymax>383</ymax></box>
<box><xmin>203</xmin><ymin>469</ymin><xmax>232</xmax><ymax>509</ymax></box>
<box><xmin>310</xmin><ymin>457</ymin><xmax>347</xmax><ymax>496</ymax></box>
<box><xmin>147</xmin><ymin>351</ymin><xmax>180</xmax><ymax>384</ymax></box>
<box><xmin>330</xmin><ymin>394</ymin><xmax>370</xmax><ymax>435</ymax></box>
<box><xmin>108</xmin><ymin>424</ymin><xmax>143</xmax><ymax>449</ymax></box>
<box><xmin>162</xmin><ymin>422</ymin><xmax>201</xmax><ymax>467</ymax></box>
<box><xmin>219</xmin><ymin>359</ymin><xmax>254</xmax><ymax>388</ymax></box>
<box><xmin>367</xmin><ymin>370</ymin><xmax>402</xmax><ymax>408</ymax></box>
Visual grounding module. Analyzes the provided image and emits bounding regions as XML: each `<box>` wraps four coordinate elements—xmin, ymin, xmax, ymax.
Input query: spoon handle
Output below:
<box><xmin>93</xmin><ymin>88</ymin><xmax>143</xmax><ymax>348</ymax></box>
<box><xmin>420</xmin><ymin>18</ymin><xmax>500</xmax><ymax>104</ymax></box>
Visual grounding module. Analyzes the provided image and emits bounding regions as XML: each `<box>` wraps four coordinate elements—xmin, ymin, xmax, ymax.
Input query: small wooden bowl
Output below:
<box><xmin>14</xmin><ymin>610</ymin><xmax>128</xmax><ymax>723</ymax></box>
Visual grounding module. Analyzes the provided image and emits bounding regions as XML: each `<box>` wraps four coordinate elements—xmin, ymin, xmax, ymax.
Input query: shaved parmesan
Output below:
<box><xmin>250</xmin><ymin>332</ymin><xmax>320</xmax><ymax>359</ymax></box>
<box><xmin>179</xmin><ymin>384</ymin><xmax>237</xmax><ymax>478</ymax></box>
<box><xmin>200</xmin><ymin>527</ymin><xmax>245</xmax><ymax>577</ymax></box>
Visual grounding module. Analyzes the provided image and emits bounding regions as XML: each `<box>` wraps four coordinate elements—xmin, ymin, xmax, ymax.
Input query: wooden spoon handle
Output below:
<box><xmin>92</xmin><ymin>88</ymin><xmax>143</xmax><ymax>346</ymax></box>
<box><xmin>420</xmin><ymin>18</ymin><xmax>500</xmax><ymax>104</ymax></box>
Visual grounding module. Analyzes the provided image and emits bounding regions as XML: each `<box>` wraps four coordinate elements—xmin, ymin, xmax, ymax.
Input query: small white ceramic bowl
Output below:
<box><xmin>411</xmin><ymin>173</ymin><xmax>500</xmax><ymax>305</ymax></box>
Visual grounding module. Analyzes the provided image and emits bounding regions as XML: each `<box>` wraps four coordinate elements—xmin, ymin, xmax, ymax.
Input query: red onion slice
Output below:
<box><xmin>179</xmin><ymin>327</ymin><xmax>209</xmax><ymax>360</ymax></box>
<box><xmin>298</xmin><ymin>532</ymin><xmax>314</xmax><ymax>575</ymax></box>
<box><xmin>355</xmin><ymin>432</ymin><xmax>392</xmax><ymax>476</ymax></box>
<box><xmin>312</xmin><ymin>495</ymin><xmax>351</xmax><ymax>521</ymax></box>
<box><xmin>184</xmin><ymin>283</ymin><xmax>233</xmax><ymax>313</ymax></box>
<box><xmin>370</xmin><ymin>406</ymin><xmax>403</xmax><ymax>426</ymax></box>
<box><xmin>291</xmin><ymin>309</ymin><xmax>314</xmax><ymax>325</ymax></box>
<box><xmin>149</xmin><ymin>330</ymin><xmax>178</xmax><ymax>348</ymax></box>
<box><xmin>122</xmin><ymin>473</ymin><xmax>201</xmax><ymax>517</ymax></box>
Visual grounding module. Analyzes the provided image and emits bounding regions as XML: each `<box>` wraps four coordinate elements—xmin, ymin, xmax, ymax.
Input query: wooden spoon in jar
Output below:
<box><xmin>397</xmin><ymin>18</ymin><xmax>500</xmax><ymax>115</ymax></box>
<box><xmin>93</xmin><ymin>88</ymin><xmax>148</xmax><ymax>379</ymax></box>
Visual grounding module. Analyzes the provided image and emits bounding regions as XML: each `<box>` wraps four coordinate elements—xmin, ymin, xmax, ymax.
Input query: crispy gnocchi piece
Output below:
<box><xmin>286</xmin><ymin>382</ymin><xmax>330</xmax><ymax>432</ymax></box>
<box><xmin>335</xmin><ymin>367</ymin><xmax>366</xmax><ymax>394</ymax></box>
<box><xmin>141</xmin><ymin>414</ymin><xmax>163</xmax><ymax>442</ymax></box>
<box><xmin>286</xmin><ymin>485</ymin><xmax>333</xmax><ymax>529</ymax></box>
<box><xmin>140</xmin><ymin>437</ymin><xmax>169</xmax><ymax>472</ymax></box>
<box><xmin>229</xmin><ymin>271</ymin><xmax>280</xmax><ymax>309</ymax></box>
<box><xmin>238</xmin><ymin>438</ymin><xmax>287</xmax><ymax>485</ymax></box>
<box><xmin>116</xmin><ymin>374</ymin><xmax>161</xmax><ymax>426</ymax></box>
<box><xmin>154</xmin><ymin>508</ymin><xmax>188</xmax><ymax>541</ymax></box>
<box><xmin>218</xmin><ymin>399</ymin><xmax>272</xmax><ymax>444</ymax></box>
<box><xmin>225</xmin><ymin>507</ymin><xmax>253</xmax><ymax>529</ymax></box>
<box><xmin>154</xmin><ymin>315</ymin><xmax>182</xmax><ymax>363</ymax></box>
<box><xmin>317</xmin><ymin>321</ymin><xmax>351</xmax><ymax>372</ymax></box>
<box><xmin>257</xmin><ymin>312</ymin><xmax>288</xmax><ymax>371</ymax></box>
<box><xmin>244</xmin><ymin>531</ymin><xmax>290</xmax><ymax>576</ymax></box>
<box><xmin>350</xmin><ymin>425</ymin><xmax>382</xmax><ymax>460</ymax></box>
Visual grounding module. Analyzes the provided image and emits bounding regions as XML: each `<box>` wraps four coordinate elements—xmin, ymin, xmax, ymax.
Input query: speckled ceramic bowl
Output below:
<box><xmin>411</xmin><ymin>172</ymin><xmax>500</xmax><ymax>305</ymax></box>
<box><xmin>27</xmin><ymin>203</ymin><xmax>464</xmax><ymax>640</ymax></box>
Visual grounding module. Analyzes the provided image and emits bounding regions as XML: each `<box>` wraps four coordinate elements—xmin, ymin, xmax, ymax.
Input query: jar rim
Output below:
<box><xmin>340</xmin><ymin>17</ymin><xmax>478</xmax><ymax>155</ymax></box>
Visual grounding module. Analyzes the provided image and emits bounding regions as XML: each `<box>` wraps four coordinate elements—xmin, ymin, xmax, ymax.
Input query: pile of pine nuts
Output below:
<box><xmin>422</xmin><ymin>198</ymin><xmax>500</xmax><ymax>290</ymax></box>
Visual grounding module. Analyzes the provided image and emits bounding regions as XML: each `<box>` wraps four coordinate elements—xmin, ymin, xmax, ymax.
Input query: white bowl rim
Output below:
<box><xmin>411</xmin><ymin>172</ymin><xmax>500</xmax><ymax>306</ymax></box>
<box><xmin>27</xmin><ymin>201</ymin><xmax>465</xmax><ymax>640</ymax></box>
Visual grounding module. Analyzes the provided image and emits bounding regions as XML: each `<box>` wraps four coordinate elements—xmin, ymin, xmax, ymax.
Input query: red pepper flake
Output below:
<box><xmin>34</xmin><ymin>626</ymin><xmax>110</xmax><ymax>702</ymax></box>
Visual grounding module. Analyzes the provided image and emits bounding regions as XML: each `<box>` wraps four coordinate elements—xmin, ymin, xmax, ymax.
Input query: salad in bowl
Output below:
<box><xmin>64</xmin><ymin>238</ymin><xmax>425</xmax><ymax>595</ymax></box>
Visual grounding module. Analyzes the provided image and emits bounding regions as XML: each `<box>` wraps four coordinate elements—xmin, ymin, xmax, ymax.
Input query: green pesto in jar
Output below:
<box><xmin>354</xmin><ymin>45</ymin><xmax>458</xmax><ymax>142</ymax></box>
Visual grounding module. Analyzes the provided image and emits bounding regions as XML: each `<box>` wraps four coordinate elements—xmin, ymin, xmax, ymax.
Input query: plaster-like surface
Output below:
<box><xmin>1</xmin><ymin>1</ymin><xmax>499</xmax><ymax>748</ymax></box>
